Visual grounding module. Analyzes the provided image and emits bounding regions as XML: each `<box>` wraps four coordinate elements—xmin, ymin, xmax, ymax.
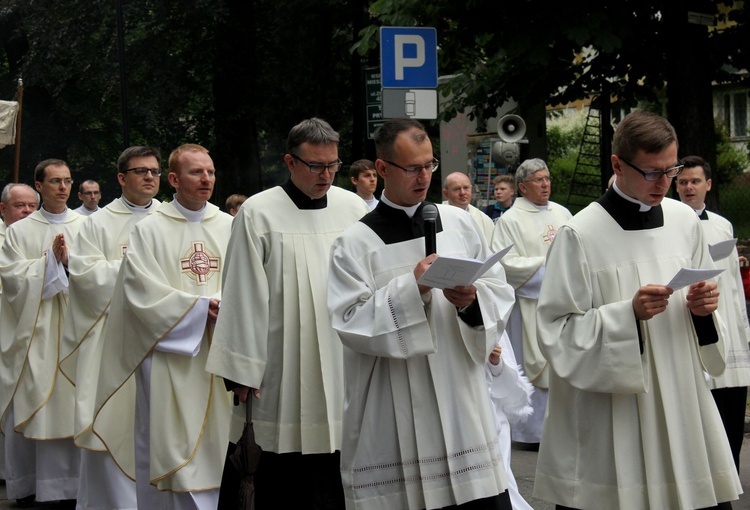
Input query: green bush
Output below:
<box><xmin>715</xmin><ymin>121</ymin><xmax>749</xmax><ymax>187</ymax></box>
<box><xmin>547</xmin><ymin>112</ymin><xmax>586</xmax><ymax>203</ymax></box>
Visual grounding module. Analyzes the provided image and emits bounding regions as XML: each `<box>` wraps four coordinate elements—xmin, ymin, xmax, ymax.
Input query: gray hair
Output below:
<box><xmin>286</xmin><ymin>118</ymin><xmax>339</xmax><ymax>154</ymax></box>
<box><xmin>1</xmin><ymin>183</ymin><xmax>40</xmax><ymax>205</ymax></box>
<box><xmin>515</xmin><ymin>158</ymin><xmax>548</xmax><ymax>187</ymax></box>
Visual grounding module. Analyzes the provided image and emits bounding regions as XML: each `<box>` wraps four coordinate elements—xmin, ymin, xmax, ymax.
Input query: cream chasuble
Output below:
<box><xmin>206</xmin><ymin>185</ymin><xmax>369</xmax><ymax>455</ymax></box>
<box><xmin>534</xmin><ymin>196</ymin><xmax>741</xmax><ymax>509</ymax></box>
<box><xmin>0</xmin><ymin>221</ymin><xmax>6</xmax><ymax>481</ymax></box>
<box><xmin>93</xmin><ymin>201</ymin><xmax>232</xmax><ymax>492</ymax></box>
<box><xmin>61</xmin><ymin>197</ymin><xmax>161</xmax><ymax>450</ymax></box>
<box><xmin>489</xmin><ymin>196</ymin><xmax>571</xmax><ymax>388</ymax></box>
<box><xmin>328</xmin><ymin>203</ymin><xmax>516</xmax><ymax>510</ymax></box>
<box><xmin>701</xmin><ymin>210</ymin><xmax>750</xmax><ymax>389</ymax></box>
<box><xmin>0</xmin><ymin>208</ymin><xmax>85</xmax><ymax>439</ymax></box>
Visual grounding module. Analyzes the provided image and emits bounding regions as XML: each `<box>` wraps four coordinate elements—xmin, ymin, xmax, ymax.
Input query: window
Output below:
<box><xmin>718</xmin><ymin>89</ymin><xmax>749</xmax><ymax>139</ymax></box>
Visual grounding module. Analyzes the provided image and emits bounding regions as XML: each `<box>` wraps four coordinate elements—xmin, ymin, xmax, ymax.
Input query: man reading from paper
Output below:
<box><xmin>328</xmin><ymin>118</ymin><xmax>516</xmax><ymax>510</ymax></box>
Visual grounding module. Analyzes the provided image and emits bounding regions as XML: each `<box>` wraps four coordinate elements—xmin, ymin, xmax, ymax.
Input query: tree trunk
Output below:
<box><xmin>664</xmin><ymin>0</ymin><xmax>719</xmax><ymax>209</ymax></box>
<box><xmin>212</xmin><ymin>0</ymin><xmax>262</xmax><ymax>208</ymax></box>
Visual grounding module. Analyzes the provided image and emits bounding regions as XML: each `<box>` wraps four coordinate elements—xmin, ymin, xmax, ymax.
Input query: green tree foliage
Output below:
<box><xmin>0</xmin><ymin>0</ymin><xmax>361</xmax><ymax>205</ymax></box>
<box><xmin>355</xmin><ymin>1</ymin><xmax>744</xmax><ymax>123</ymax></box>
<box><xmin>715</xmin><ymin>121</ymin><xmax>750</xmax><ymax>186</ymax></box>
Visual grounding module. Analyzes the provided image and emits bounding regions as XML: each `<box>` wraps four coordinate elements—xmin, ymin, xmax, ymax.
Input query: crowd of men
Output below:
<box><xmin>0</xmin><ymin>110</ymin><xmax>746</xmax><ymax>510</ymax></box>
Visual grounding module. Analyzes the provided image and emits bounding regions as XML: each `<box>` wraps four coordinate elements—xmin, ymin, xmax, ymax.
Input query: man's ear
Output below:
<box><xmin>611</xmin><ymin>155</ymin><xmax>624</xmax><ymax>177</ymax></box>
<box><xmin>375</xmin><ymin>160</ymin><xmax>388</xmax><ymax>180</ymax></box>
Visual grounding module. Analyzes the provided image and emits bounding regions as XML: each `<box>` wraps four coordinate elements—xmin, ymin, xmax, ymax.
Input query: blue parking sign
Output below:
<box><xmin>380</xmin><ymin>27</ymin><xmax>438</xmax><ymax>89</ymax></box>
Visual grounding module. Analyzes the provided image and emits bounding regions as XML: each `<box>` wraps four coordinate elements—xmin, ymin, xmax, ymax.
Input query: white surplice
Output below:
<box><xmin>328</xmin><ymin>203</ymin><xmax>515</xmax><ymax>510</ymax></box>
<box><xmin>534</xmin><ymin>195</ymin><xmax>741</xmax><ymax>509</ymax></box>
<box><xmin>700</xmin><ymin>210</ymin><xmax>750</xmax><ymax>389</ymax></box>
<box><xmin>206</xmin><ymin>185</ymin><xmax>369</xmax><ymax>455</ymax></box>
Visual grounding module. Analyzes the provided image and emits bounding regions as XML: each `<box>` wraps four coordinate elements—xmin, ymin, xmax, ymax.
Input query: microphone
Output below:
<box><xmin>422</xmin><ymin>203</ymin><xmax>438</xmax><ymax>256</ymax></box>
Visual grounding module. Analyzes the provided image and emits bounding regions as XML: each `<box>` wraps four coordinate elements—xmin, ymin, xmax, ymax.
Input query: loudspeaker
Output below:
<box><xmin>496</xmin><ymin>114</ymin><xmax>526</xmax><ymax>143</ymax></box>
<box><xmin>491</xmin><ymin>141</ymin><xmax>520</xmax><ymax>167</ymax></box>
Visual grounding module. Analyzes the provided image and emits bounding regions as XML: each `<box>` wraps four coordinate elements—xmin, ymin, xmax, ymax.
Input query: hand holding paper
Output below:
<box><xmin>665</xmin><ymin>268</ymin><xmax>723</xmax><ymax>291</ymax></box>
<box><xmin>416</xmin><ymin>244</ymin><xmax>514</xmax><ymax>290</ymax></box>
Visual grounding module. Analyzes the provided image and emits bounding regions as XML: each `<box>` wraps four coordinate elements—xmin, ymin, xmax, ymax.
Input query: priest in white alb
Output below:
<box><xmin>206</xmin><ymin>118</ymin><xmax>369</xmax><ymax>509</ymax></box>
<box><xmin>328</xmin><ymin>118</ymin><xmax>516</xmax><ymax>510</ymax></box>
<box><xmin>675</xmin><ymin>154</ymin><xmax>750</xmax><ymax>472</ymax></box>
<box><xmin>441</xmin><ymin>171</ymin><xmax>495</xmax><ymax>242</ymax></box>
<box><xmin>60</xmin><ymin>146</ymin><xmax>162</xmax><ymax>510</ymax></box>
<box><xmin>0</xmin><ymin>183</ymin><xmax>39</xmax><ymax>483</ymax></box>
<box><xmin>0</xmin><ymin>160</ymin><xmax>85</xmax><ymax>505</ymax></box>
<box><xmin>534</xmin><ymin>111</ymin><xmax>741</xmax><ymax>509</ymax></box>
<box><xmin>93</xmin><ymin>144</ymin><xmax>233</xmax><ymax>509</ymax></box>
<box><xmin>489</xmin><ymin>158</ymin><xmax>571</xmax><ymax>447</ymax></box>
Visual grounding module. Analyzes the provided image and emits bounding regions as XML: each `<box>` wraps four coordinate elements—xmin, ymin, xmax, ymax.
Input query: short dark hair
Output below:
<box><xmin>680</xmin><ymin>155</ymin><xmax>711</xmax><ymax>179</ymax></box>
<box><xmin>117</xmin><ymin>146</ymin><xmax>162</xmax><ymax>175</ymax></box>
<box><xmin>79</xmin><ymin>179</ymin><xmax>99</xmax><ymax>193</ymax></box>
<box><xmin>612</xmin><ymin>110</ymin><xmax>678</xmax><ymax>161</ymax></box>
<box><xmin>373</xmin><ymin>118</ymin><xmax>428</xmax><ymax>160</ymax></box>
<box><xmin>349</xmin><ymin>159</ymin><xmax>375</xmax><ymax>180</ymax></box>
<box><xmin>34</xmin><ymin>159</ymin><xmax>68</xmax><ymax>183</ymax></box>
<box><xmin>286</xmin><ymin>118</ymin><xmax>339</xmax><ymax>154</ymax></box>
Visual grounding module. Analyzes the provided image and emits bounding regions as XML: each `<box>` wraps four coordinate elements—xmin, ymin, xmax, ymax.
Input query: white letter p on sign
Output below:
<box><xmin>394</xmin><ymin>35</ymin><xmax>425</xmax><ymax>80</ymax></box>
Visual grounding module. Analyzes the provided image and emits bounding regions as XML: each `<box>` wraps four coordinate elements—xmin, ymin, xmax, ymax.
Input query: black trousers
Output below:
<box><xmin>254</xmin><ymin>450</ymin><xmax>345</xmax><ymax>510</ymax></box>
<box><xmin>436</xmin><ymin>490</ymin><xmax>512</xmax><ymax>509</ymax></box>
<box><xmin>557</xmin><ymin>503</ymin><xmax>732</xmax><ymax>510</ymax></box>
<box><xmin>711</xmin><ymin>385</ymin><xmax>748</xmax><ymax>472</ymax></box>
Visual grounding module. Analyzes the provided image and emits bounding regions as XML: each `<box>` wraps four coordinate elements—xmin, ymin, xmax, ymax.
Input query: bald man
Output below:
<box><xmin>0</xmin><ymin>184</ymin><xmax>39</xmax><ymax>228</ymax></box>
<box><xmin>0</xmin><ymin>183</ymin><xmax>39</xmax><ymax>482</ymax></box>
<box><xmin>442</xmin><ymin>171</ymin><xmax>494</xmax><ymax>242</ymax></box>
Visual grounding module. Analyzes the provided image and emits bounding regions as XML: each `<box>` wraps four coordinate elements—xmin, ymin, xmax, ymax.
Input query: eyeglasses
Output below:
<box><xmin>383</xmin><ymin>158</ymin><xmax>440</xmax><ymax>177</ymax></box>
<box><xmin>81</xmin><ymin>191</ymin><xmax>101</xmax><ymax>196</ymax></box>
<box><xmin>290</xmin><ymin>154</ymin><xmax>343</xmax><ymax>174</ymax></box>
<box><xmin>618</xmin><ymin>157</ymin><xmax>683</xmax><ymax>181</ymax></box>
<box><xmin>124</xmin><ymin>167</ymin><xmax>162</xmax><ymax>177</ymax></box>
<box><xmin>525</xmin><ymin>175</ymin><xmax>552</xmax><ymax>185</ymax></box>
<box><xmin>47</xmin><ymin>178</ymin><xmax>74</xmax><ymax>186</ymax></box>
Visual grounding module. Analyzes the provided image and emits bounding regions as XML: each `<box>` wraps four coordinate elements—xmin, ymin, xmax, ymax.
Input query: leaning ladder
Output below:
<box><xmin>565</xmin><ymin>103</ymin><xmax>604</xmax><ymax>214</ymax></box>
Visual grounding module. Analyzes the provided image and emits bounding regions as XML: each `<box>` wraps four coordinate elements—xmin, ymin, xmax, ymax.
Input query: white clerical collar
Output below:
<box><xmin>122</xmin><ymin>196</ymin><xmax>154</xmax><ymax>214</ymax></box>
<box><xmin>40</xmin><ymin>206</ymin><xmax>68</xmax><ymax>224</ymax></box>
<box><xmin>530</xmin><ymin>201</ymin><xmax>549</xmax><ymax>211</ymax></box>
<box><xmin>612</xmin><ymin>181</ymin><xmax>652</xmax><ymax>212</ymax></box>
<box><xmin>692</xmin><ymin>205</ymin><xmax>706</xmax><ymax>216</ymax></box>
<box><xmin>171</xmin><ymin>195</ymin><xmax>206</xmax><ymax>223</ymax></box>
<box><xmin>381</xmin><ymin>193</ymin><xmax>420</xmax><ymax>218</ymax></box>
